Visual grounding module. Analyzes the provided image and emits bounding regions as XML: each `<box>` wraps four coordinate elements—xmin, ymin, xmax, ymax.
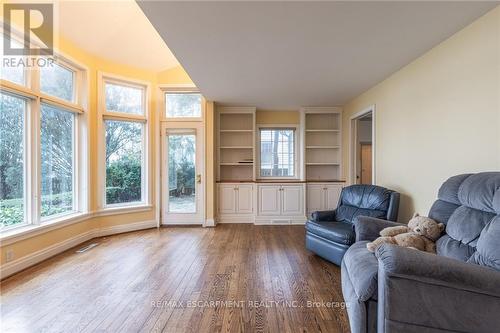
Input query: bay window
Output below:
<box><xmin>1</xmin><ymin>32</ymin><xmax>87</xmax><ymax>231</ymax></box>
<box><xmin>0</xmin><ymin>93</ymin><xmax>26</xmax><ymax>227</ymax></box>
<box><xmin>100</xmin><ymin>75</ymin><xmax>148</xmax><ymax>209</ymax></box>
<box><xmin>40</xmin><ymin>104</ymin><xmax>75</xmax><ymax>218</ymax></box>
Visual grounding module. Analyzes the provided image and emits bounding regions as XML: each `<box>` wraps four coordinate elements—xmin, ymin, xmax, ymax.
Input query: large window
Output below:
<box><xmin>1</xmin><ymin>34</ymin><xmax>86</xmax><ymax>230</ymax></box>
<box><xmin>105</xmin><ymin>120</ymin><xmax>143</xmax><ymax>205</ymax></box>
<box><xmin>105</xmin><ymin>82</ymin><xmax>143</xmax><ymax>115</ymax></box>
<box><xmin>259</xmin><ymin>128</ymin><xmax>295</xmax><ymax>177</ymax></box>
<box><xmin>101</xmin><ymin>77</ymin><xmax>147</xmax><ymax>208</ymax></box>
<box><xmin>0</xmin><ymin>93</ymin><xmax>26</xmax><ymax>227</ymax></box>
<box><xmin>40</xmin><ymin>104</ymin><xmax>75</xmax><ymax>218</ymax></box>
<box><xmin>40</xmin><ymin>62</ymin><xmax>75</xmax><ymax>102</ymax></box>
<box><xmin>1</xmin><ymin>34</ymin><xmax>25</xmax><ymax>86</ymax></box>
<box><xmin>165</xmin><ymin>92</ymin><xmax>201</xmax><ymax>118</ymax></box>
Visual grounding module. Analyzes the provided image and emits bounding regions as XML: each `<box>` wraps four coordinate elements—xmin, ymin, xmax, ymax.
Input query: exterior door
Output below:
<box><xmin>360</xmin><ymin>144</ymin><xmax>372</xmax><ymax>185</ymax></box>
<box><xmin>162</xmin><ymin>123</ymin><xmax>204</xmax><ymax>225</ymax></box>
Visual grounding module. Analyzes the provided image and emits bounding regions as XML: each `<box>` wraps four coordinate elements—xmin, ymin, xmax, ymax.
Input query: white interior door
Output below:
<box><xmin>161</xmin><ymin>123</ymin><xmax>204</xmax><ymax>225</ymax></box>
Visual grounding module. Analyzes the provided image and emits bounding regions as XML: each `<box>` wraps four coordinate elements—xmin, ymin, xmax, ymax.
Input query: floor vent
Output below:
<box><xmin>76</xmin><ymin>243</ymin><xmax>99</xmax><ymax>253</ymax></box>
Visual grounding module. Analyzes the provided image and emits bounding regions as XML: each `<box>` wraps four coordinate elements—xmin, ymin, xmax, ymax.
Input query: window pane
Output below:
<box><xmin>105</xmin><ymin>82</ymin><xmax>143</xmax><ymax>115</ymax></box>
<box><xmin>40</xmin><ymin>62</ymin><xmax>75</xmax><ymax>102</ymax></box>
<box><xmin>41</xmin><ymin>104</ymin><xmax>74</xmax><ymax>218</ymax></box>
<box><xmin>260</xmin><ymin>129</ymin><xmax>295</xmax><ymax>177</ymax></box>
<box><xmin>1</xmin><ymin>35</ymin><xmax>25</xmax><ymax>85</ymax></box>
<box><xmin>166</xmin><ymin>93</ymin><xmax>201</xmax><ymax>118</ymax></box>
<box><xmin>105</xmin><ymin>120</ymin><xmax>143</xmax><ymax>205</ymax></box>
<box><xmin>0</xmin><ymin>93</ymin><xmax>25</xmax><ymax>227</ymax></box>
<box><xmin>168</xmin><ymin>134</ymin><xmax>196</xmax><ymax>213</ymax></box>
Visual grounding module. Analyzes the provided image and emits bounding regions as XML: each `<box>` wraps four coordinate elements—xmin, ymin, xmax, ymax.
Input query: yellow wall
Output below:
<box><xmin>342</xmin><ymin>6</ymin><xmax>500</xmax><ymax>221</ymax></box>
<box><xmin>256</xmin><ymin>110</ymin><xmax>300</xmax><ymax>124</ymax></box>
<box><xmin>1</xmin><ymin>28</ymin><xmax>198</xmax><ymax>265</ymax></box>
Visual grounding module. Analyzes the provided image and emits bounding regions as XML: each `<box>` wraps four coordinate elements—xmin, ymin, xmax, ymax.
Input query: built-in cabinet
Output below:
<box><xmin>257</xmin><ymin>184</ymin><xmax>305</xmax><ymax>216</ymax></box>
<box><xmin>216</xmin><ymin>105</ymin><xmax>344</xmax><ymax>225</ymax></box>
<box><xmin>306</xmin><ymin>184</ymin><xmax>343</xmax><ymax>218</ymax></box>
<box><xmin>217</xmin><ymin>183</ymin><xmax>254</xmax><ymax>223</ymax></box>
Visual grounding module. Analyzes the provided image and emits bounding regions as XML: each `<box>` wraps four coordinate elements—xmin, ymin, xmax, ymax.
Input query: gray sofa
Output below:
<box><xmin>341</xmin><ymin>172</ymin><xmax>500</xmax><ymax>333</ymax></box>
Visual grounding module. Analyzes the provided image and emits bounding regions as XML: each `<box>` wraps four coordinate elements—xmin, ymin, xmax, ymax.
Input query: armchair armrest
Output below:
<box><xmin>353</xmin><ymin>216</ymin><xmax>405</xmax><ymax>241</ymax></box>
<box><xmin>375</xmin><ymin>244</ymin><xmax>500</xmax><ymax>333</ymax></box>
<box><xmin>310</xmin><ymin>210</ymin><xmax>336</xmax><ymax>222</ymax></box>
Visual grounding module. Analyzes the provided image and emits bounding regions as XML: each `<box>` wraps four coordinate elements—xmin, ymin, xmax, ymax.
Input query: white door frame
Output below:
<box><xmin>349</xmin><ymin>105</ymin><xmax>376</xmax><ymax>185</ymax></box>
<box><xmin>161</xmin><ymin>122</ymin><xmax>205</xmax><ymax>225</ymax></box>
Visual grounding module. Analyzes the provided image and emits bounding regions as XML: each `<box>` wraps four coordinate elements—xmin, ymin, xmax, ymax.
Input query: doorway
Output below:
<box><xmin>161</xmin><ymin>123</ymin><xmax>205</xmax><ymax>225</ymax></box>
<box><xmin>349</xmin><ymin>106</ymin><xmax>375</xmax><ymax>185</ymax></box>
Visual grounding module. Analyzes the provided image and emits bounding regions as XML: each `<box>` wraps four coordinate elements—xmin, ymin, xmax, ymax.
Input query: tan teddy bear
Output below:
<box><xmin>366</xmin><ymin>213</ymin><xmax>444</xmax><ymax>253</ymax></box>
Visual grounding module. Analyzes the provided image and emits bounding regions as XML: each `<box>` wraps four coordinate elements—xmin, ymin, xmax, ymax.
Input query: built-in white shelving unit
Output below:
<box><xmin>216</xmin><ymin>107</ymin><xmax>256</xmax><ymax>181</ymax></box>
<box><xmin>302</xmin><ymin>107</ymin><xmax>343</xmax><ymax>181</ymax></box>
<box><xmin>216</xmin><ymin>105</ymin><xmax>344</xmax><ymax>224</ymax></box>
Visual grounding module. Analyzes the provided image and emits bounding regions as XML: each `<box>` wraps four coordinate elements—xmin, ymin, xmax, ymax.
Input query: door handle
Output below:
<box><xmin>196</xmin><ymin>174</ymin><xmax>202</xmax><ymax>184</ymax></box>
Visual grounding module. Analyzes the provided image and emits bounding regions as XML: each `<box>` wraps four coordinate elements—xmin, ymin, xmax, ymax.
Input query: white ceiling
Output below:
<box><xmin>138</xmin><ymin>1</ymin><xmax>498</xmax><ymax>109</ymax></box>
<box><xmin>58</xmin><ymin>0</ymin><xmax>179</xmax><ymax>71</ymax></box>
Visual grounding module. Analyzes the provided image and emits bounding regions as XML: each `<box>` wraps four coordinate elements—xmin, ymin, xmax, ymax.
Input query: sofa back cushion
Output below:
<box><xmin>336</xmin><ymin>185</ymin><xmax>394</xmax><ymax>223</ymax></box>
<box><xmin>429</xmin><ymin>172</ymin><xmax>500</xmax><ymax>271</ymax></box>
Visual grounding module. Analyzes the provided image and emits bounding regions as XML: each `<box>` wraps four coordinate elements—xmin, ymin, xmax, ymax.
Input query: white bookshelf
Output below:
<box><xmin>216</xmin><ymin>107</ymin><xmax>256</xmax><ymax>181</ymax></box>
<box><xmin>302</xmin><ymin>107</ymin><xmax>342</xmax><ymax>181</ymax></box>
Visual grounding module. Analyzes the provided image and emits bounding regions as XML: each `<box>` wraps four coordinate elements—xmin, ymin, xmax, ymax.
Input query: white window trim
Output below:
<box><xmin>97</xmin><ymin>72</ymin><xmax>151</xmax><ymax>213</ymax></box>
<box><xmin>160</xmin><ymin>85</ymin><xmax>205</xmax><ymax>122</ymax></box>
<box><xmin>0</xmin><ymin>40</ymin><xmax>89</xmax><ymax>232</ymax></box>
<box><xmin>256</xmin><ymin>124</ymin><xmax>300</xmax><ymax>180</ymax></box>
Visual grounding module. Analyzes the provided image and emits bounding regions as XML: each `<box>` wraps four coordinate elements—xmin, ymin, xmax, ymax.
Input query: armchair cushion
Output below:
<box><xmin>305</xmin><ymin>220</ymin><xmax>355</xmax><ymax>245</ymax></box>
<box><xmin>353</xmin><ymin>216</ymin><xmax>405</xmax><ymax>242</ymax></box>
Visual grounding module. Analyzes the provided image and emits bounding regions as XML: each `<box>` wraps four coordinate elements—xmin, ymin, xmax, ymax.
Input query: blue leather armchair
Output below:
<box><xmin>342</xmin><ymin>172</ymin><xmax>500</xmax><ymax>333</ymax></box>
<box><xmin>305</xmin><ymin>185</ymin><xmax>400</xmax><ymax>265</ymax></box>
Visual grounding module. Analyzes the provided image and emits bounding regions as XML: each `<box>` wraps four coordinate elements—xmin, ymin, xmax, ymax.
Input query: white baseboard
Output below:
<box><xmin>1</xmin><ymin>220</ymin><xmax>157</xmax><ymax>280</ymax></box>
<box><xmin>0</xmin><ymin>230</ymin><xmax>95</xmax><ymax>280</ymax></box>
<box><xmin>204</xmin><ymin>219</ymin><xmax>216</xmax><ymax>227</ymax></box>
<box><xmin>97</xmin><ymin>220</ymin><xmax>157</xmax><ymax>237</ymax></box>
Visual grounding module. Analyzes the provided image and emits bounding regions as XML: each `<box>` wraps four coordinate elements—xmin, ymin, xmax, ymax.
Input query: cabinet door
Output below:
<box><xmin>306</xmin><ymin>185</ymin><xmax>324</xmax><ymax>217</ymax></box>
<box><xmin>237</xmin><ymin>185</ymin><xmax>253</xmax><ymax>214</ymax></box>
<box><xmin>218</xmin><ymin>185</ymin><xmax>236</xmax><ymax>214</ymax></box>
<box><xmin>258</xmin><ymin>186</ymin><xmax>281</xmax><ymax>215</ymax></box>
<box><xmin>281</xmin><ymin>185</ymin><xmax>304</xmax><ymax>216</ymax></box>
<box><xmin>325</xmin><ymin>185</ymin><xmax>343</xmax><ymax>210</ymax></box>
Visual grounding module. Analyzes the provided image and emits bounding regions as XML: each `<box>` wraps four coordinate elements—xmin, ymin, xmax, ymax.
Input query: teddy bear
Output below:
<box><xmin>366</xmin><ymin>213</ymin><xmax>445</xmax><ymax>253</ymax></box>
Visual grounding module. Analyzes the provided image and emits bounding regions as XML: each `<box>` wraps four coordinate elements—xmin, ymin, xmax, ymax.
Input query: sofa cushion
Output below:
<box><xmin>305</xmin><ymin>220</ymin><xmax>355</xmax><ymax>245</ymax></box>
<box><xmin>431</xmin><ymin>172</ymin><xmax>500</xmax><ymax>270</ymax></box>
<box><xmin>468</xmin><ymin>216</ymin><xmax>500</xmax><ymax>270</ymax></box>
<box><xmin>341</xmin><ymin>241</ymin><xmax>379</xmax><ymax>301</ymax></box>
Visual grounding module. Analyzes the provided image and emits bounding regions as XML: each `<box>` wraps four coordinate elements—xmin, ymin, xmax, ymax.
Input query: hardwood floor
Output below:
<box><xmin>1</xmin><ymin>225</ymin><xmax>350</xmax><ymax>333</ymax></box>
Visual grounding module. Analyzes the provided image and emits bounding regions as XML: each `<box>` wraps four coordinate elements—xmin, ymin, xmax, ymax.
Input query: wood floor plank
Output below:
<box><xmin>1</xmin><ymin>225</ymin><xmax>350</xmax><ymax>333</ymax></box>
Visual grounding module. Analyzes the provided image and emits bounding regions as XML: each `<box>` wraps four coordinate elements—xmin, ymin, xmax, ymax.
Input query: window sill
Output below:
<box><xmin>0</xmin><ymin>205</ymin><xmax>154</xmax><ymax>246</ymax></box>
<box><xmin>0</xmin><ymin>212</ymin><xmax>91</xmax><ymax>246</ymax></box>
<box><xmin>94</xmin><ymin>204</ymin><xmax>153</xmax><ymax>217</ymax></box>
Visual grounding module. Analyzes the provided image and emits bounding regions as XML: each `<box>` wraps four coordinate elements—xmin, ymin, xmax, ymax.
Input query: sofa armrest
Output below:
<box><xmin>375</xmin><ymin>244</ymin><xmax>500</xmax><ymax>333</ymax></box>
<box><xmin>375</xmin><ymin>244</ymin><xmax>500</xmax><ymax>297</ymax></box>
<box><xmin>310</xmin><ymin>210</ymin><xmax>336</xmax><ymax>222</ymax></box>
<box><xmin>353</xmin><ymin>216</ymin><xmax>405</xmax><ymax>242</ymax></box>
